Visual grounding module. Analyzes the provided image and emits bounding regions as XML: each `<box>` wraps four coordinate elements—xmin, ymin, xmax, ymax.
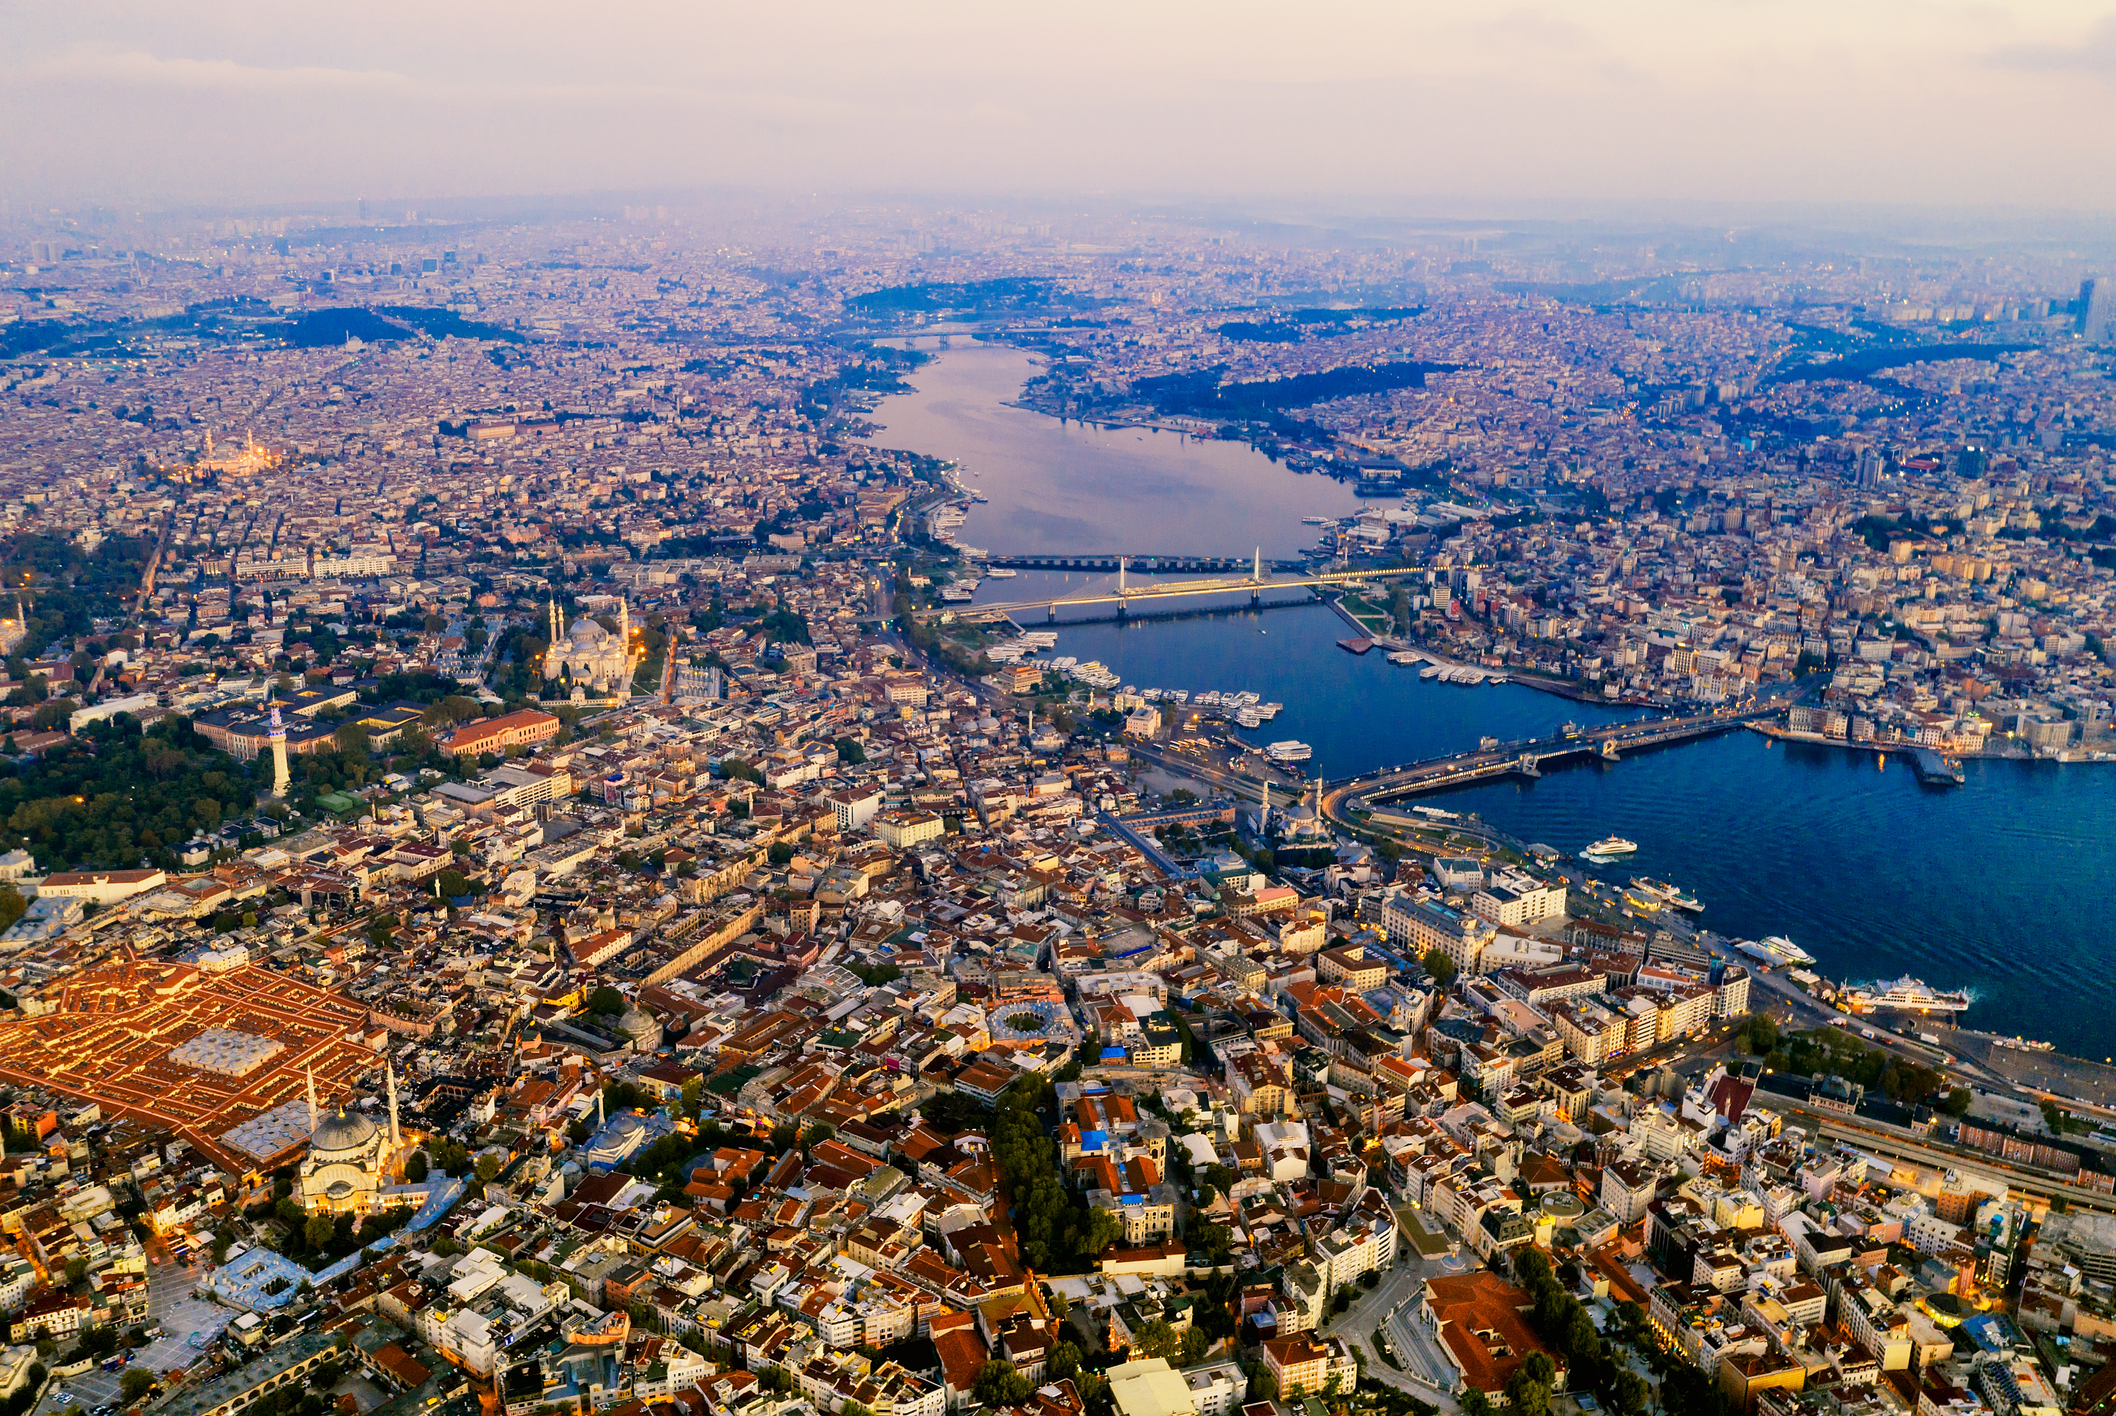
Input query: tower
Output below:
<box><xmin>306</xmin><ymin>1064</ymin><xmax>319</xmax><ymax>1133</ymax></box>
<box><xmin>268</xmin><ymin>694</ymin><xmax>290</xmax><ymax>800</ymax></box>
<box><xmin>386</xmin><ymin>1061</ymin><xmax>401</xmax><ymax>1152</ymax></box>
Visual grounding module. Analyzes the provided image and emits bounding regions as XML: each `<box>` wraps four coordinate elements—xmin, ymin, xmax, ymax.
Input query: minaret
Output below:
<box><xmin>386</xmin><ymin>1061</ymin><xmax>402</xmax><ymax>1151</ymax></box>
<box><xmin>306</xmin><ymin>1064</ymin><xmax>319</xmax><ymax>1133</ymax></box>
<box><xmin>267</xmin><ymin>694</ymin><xmax>291</xmax><ymax>799</ymax></box>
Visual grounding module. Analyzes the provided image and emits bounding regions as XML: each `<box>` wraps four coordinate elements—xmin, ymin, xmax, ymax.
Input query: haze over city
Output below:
<box><xmin>8</xmin><ymin>0</ymin><xmax>2116</xmax><ymax>210</ymax></box>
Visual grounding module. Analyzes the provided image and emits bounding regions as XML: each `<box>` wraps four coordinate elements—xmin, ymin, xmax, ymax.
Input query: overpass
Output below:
<box><xmin>924</xmin><ymin>555</ymin><xmax>1422</xmax><ymax>621</ymax></box>
<box><xmin>1321</xmin><ymin>707</ymin><xmax>1775</xmax><ymax>826</ymax></box>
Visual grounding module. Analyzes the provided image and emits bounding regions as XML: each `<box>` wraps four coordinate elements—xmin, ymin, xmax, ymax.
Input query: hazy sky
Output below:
<box><xmin>6</xmin><ymin>0</ymin><xmax>2115</xmax><ymax>212</ymax></box>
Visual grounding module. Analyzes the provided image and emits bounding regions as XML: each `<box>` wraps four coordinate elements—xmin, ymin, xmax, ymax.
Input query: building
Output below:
<box><xmin>36</xmin><ymin>868</ymin><xmax>166</xmax><ymax>906</ymax></box>
<box><xmin>1108</xmin><ymin>1357</ymin><xmax>1198</xmax><ymax>1416</ymax></box>
<box><xmin>150</xmin><ymin>1331</ymin><xmax>339</xmax><ymax>1416</ymax></box>
<box><xmin>441</xmin><ymin>709</ymin><xmax>562</xmax><ymax>758</ymax></box>
<box><xmin>299</xmin><ymin>1065</ymin><xmax>410</xmax><ymax>1214</ymax></box>
<box><xmin>1369</xmin><ymin>891</ymin><xmax>1496</xmax><ymax>974</ymax></box>
<box><xmin>1258</xmin><ymin>1335</ymin><xmax>1357</xmax><ymax>1399</ymax></box>
<box><xmin>831</xmin><ymin>786</ymin><xmax>884</xmax><ymax>832</ymax></box>
<box><xmin>543</xmin><ymin>599</ymin><xmax>637</xmax><ymax>692</ymax></box>
<box><xmin>877</xmin><ymin>811</ymin><xmax>945</xmax><ymax>849</ymax></box>
<box><xmin>1420</xmin><ymin>1274</ymin><xmax>1566</xmax><ymax>1403</ymax></box>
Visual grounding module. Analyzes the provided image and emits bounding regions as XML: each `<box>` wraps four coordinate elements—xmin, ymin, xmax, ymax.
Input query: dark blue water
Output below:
<box><xmin>1045</xmin><ymin>603</ymin><xmax>2116</xmax><ymax>1058</ymax></box>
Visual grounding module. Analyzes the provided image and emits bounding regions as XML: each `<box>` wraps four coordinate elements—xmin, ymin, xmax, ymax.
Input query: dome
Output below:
<box><xmin>311</xmin><ymin>1106</ymin><xmax>379</xmax><ymax>1155</ymax></box>
<box><xmin>570</xmin><ymin>618</ymin><xmax>610</xmax><ymax>645</ymax></box>
<box><xmin>620</xmin><ymin>1006</ymin><xmax>662</xmax><ymax>1049</ymax></box>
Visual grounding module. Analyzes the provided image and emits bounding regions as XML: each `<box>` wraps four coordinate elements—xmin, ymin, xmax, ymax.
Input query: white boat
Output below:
<box><xmin>1168</xmin><ymin>690</ymin><xmax>1189</xmax><ymax>704</ymax></box>
<box><xmin>1631</xmin><ymin>877</ymin><xmax>1703</xmax><ymax>913</ymax></box>
<box><xmin>1420</xmin><ymin>665</ymin><xmax>1443</xmax><ymax>680</ymax></box>
<box><xmin>985</xmin><ymin>566</ymin><xmax>1017</xmax><ymax>578</ymax></box>
<box><xmin>1256</xmin><ymin>703</ymin><xmax>1282</xmax><ymax>720</ymax></box>
<box><xmin>1845</xmin><ymin>978</ymin><xmax>1973</xmax><ymax>1016</ymax></box>
<box><xmin>1736</xmin><ymin>935</ymin><xmax>1814</xmax><ymax>966</ymax></box>
<box><xmin>1584</xmin><ymin>836</ymin><xmax>1638</xmax><ymax>858</ymax></box>
<box><xmin>1234</xmin><ymin>707</ymin><xmax>1263</xmax><ymax>728</ymax></box>
<box><xmin>1388</xmin><ymin>652</ymin><xmax>1421</xmax><ymax>666</ymax></box>
<box><xmin>1266</xmin><ymin>740</ymin><xmax>1313</xmax><ymax>763</ymax></box>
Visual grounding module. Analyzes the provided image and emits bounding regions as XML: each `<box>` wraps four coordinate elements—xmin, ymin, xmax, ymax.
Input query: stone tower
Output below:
<box><xmin>268</xmin><ymin>695</ymin><xmax>291</xmax><ymax>799</ymax></box>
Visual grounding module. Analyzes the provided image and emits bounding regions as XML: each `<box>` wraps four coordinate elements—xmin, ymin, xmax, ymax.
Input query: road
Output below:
<box><xmin>1323</xmin><ymin>1224</ymin><xmax>1466</xmax><ymax>1411</ymax></box>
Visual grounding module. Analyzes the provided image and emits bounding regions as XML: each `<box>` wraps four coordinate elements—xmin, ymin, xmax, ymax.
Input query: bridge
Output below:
<box><xmin>986</xmin><ymin>553</ymin><xmax>1309</xmax><ymax>574</ymax></box>
<box><xmin>923</xmin><ymin>554</ymin><xmax>1422</xmax><ymax>621</ymax></box>
<box><xmin>1321</xmin><ymin>707</ymin><xmax>1776</xmax><ymax>828</ymax></box>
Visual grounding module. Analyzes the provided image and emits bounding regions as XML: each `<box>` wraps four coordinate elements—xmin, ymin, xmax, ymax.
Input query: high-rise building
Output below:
<box><xmin>2081</xmin><ymin>277</ymin><xmax>2115</xmax><ymax>345</ymax></box>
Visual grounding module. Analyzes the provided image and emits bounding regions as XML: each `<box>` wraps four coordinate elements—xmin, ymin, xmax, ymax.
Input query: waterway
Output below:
<box><xmin>860</xmin><ymin>343</ymin><xmax>1365</xmax><ymax>557</ymax></box>
<box><xmin>873</xmin><ymin>346</ymin><xmax>2116</xmax><ymax>1058</ymax></box>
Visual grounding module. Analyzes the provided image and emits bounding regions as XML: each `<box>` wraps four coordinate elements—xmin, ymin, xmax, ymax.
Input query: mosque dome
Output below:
<box><xmin>311</xmin><ymin>1106</ymin><xmax>379</xmax><ymax>1157</ymax></box>
<box><xmin>620</xmin><ymin>1006</ymin><xmax>663</xmax><ymax>1050</ymax></box>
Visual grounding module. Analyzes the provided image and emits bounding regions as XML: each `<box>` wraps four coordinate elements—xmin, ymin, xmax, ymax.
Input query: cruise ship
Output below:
<box><xmin>1265</xmin><ymin>740</ymin><xmax>1313</xmax><ymax>763</ymax></box>
<box><xmin>1845</xmin><ymin>978</ymin><xmax>1973</xmax><ymax>1016</ymax></box>
<box><xmin>1580</xmin><ymin>836</ymin><xmax>1638</xmax><ymax>861</ymax></box>
<box><xmin>1735</xmin><ymin>935</ymin><xmax>1815</xmax><ymax>967</ymax></box>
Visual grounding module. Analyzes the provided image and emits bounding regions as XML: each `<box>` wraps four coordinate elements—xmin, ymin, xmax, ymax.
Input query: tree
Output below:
<box><xmin>404</xmin><ymin>1151</ymin><xmax>429</xmax><ymax>1183</ymax></box>
<box><xmin>587</xmin><ymin>985</ymin><xmax>626</xmax><ymax>1016</ymax></box>
<box><xmin>1941</xmin><ymin>1087</ymin><xmax>1973</xmax><ymax>1117</ymax></box>
<box><xmin>1744</xmin><ymin>1013</ymin><xmax>1780</xmax><ymax>1055</ymax></box>
<box><xmin>1611</xmin><ymin>1371</ymin><xmax>1651</xmax><ymax>1416</ymax></box>
<box><xmin>121</xmin><ymin>1369</ymin><xmax>156</xmax><ymax>1404</ymax></box>
<box><xmin>973</xmin><ymin>1359</ymin><xmax>1032</xmax><ymax>1408</ymax></box>
<box><xmin>474</xmin><ymin>1153</ymin><xmax>502</xmax><ymax>1183</ymax></box>
<box><xmin>1084</xmin><ymin>1206</ymin><xmax>1125</xmax><ymax>1260</ymax></box>
<box><xmin>62</xmin><ymin>1256</ymin><xmax>87</xmax><ymax>1286</ymax></box>
<box><xmin>304</xmin><ymin>1212</ymin><xmax>335</xmax><ymax>1250</ymax></box>
<box><xmin>1180</xmin><ymin>1326</ymin><xmax>1212</xmax><ymax>1365</ymax></box>
<box><xmin>1421</xmin><ymin>948</ymin><xmax>1458</xmax><ymax>986</ymax></box>
<box><xmin>1246</xmin><ymin>1366</ymin><xmax>1277</xmax><ymax>1402</ymax></box>
<box><xmin>1048</xmin><ymin>1341</ymin><xmax>1082</xmax><ymax>1382</ymax></box>
<box><xmin>834</xmin><ymin>737</ymin><xmax>867</xmax><ymax>764</ymax></box>
<box><xmin>1131</xmin><ymin>1319</ymin><xmax>1180</xmax><ymax>1362</ymax></box>
<box><xmin>768</xmin><ymin>841</ymin><xmax>795</xmax><ymax>866</ymax></box>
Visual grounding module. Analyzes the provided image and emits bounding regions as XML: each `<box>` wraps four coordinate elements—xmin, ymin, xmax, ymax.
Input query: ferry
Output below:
<box><xmin>1234</xmin><ymin>707</ymin><xmax>1263</xmax><ymax>729</ymax></box>
<box><xmin>1266</xmin><ymin>741</ymin><xmax>1313</xmax><ymax>763</ymax></box>
<box><xmin>1630</xmin><ymin>877</ymin><xmax>1704</xmax><ymax>913</ymax></box>
<box><xmin>1744</xmin><ymin>935</ymin><xmax>1815</xmax><ymax>966</ymax></box>
<box><xmin>985</xmin><ymin>566</ymin><xmax>1017</xmax><ymax>578</ymax></box>
<box><xmin>1410</xmin><ymin>805</ymin><xmax>1459</xmax><ymax>821</ymax></box>
<box><xmin>1845</xmin><ymin>978</ymin><xmax>1973</xmax><ymax>1017</ymax></box>
<box><xmin>1584</xmin><ymin>836</ymin><xmax>1638</xmax><ymax>858</ymax></box>
<box><xmin>1303</xmin><ymin>516</ymin><xmax>1338</xmax><ymax>525</ymax></box>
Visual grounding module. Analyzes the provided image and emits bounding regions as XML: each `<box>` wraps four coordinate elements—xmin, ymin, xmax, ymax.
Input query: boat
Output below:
<box><xmin>1585</xmin><ymin>836</ymin><xmax>1638</xmax><ymax>858</ymax></box>
<box><xmin>1631</xmin><ymin>877</ymin><xmax>1703</xmax><ymax>913</ymax></box>
<box><xmin>1738</xmin><ymin>935</ymin><xmax>1814</xmax><ymax>967</ymax></box>
<box><xmin>1420</xmin><ymin>665</ymin><xmax>1443</xmax><ymax>680</ymax></box>
<box><xmin>1844</xmin><ymin>978</ymin><xmax>1973</xmax><ymax>1016</ymax></box>
<box><xmin>1388</xmin><ymin>651</ymin><xmax>1421</xmax><ymax>666</ymax></box>
<box><xmin>1234</xmin><ymin>707</ymin><xmax>1263</xmax><ymax>728</ymax></box>
<box><xmin>1256</xmin><ymin>702</ymin><xmax>1282</xmax><ymax>720</ymax></box>
<box><xmin>1265</xmin><ymin>741</ymin><xmax>1313</xmax><ymax>763</ymax></box>
<box><xmin>985</xmin><ymin>566</ymin><xmax>1017</xmax><ymax>578</ymax></box>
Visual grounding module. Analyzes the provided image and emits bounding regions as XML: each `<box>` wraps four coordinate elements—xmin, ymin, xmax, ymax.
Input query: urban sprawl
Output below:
<box><xmin>0</xmin><ymin>206</ymin><xmax>2109</xmax><ymax>1416</ymax></box>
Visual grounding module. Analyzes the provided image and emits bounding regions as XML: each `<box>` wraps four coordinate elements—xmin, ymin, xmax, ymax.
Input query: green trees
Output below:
<box><xmin>0</xmin><ymin>715</ymin><xmax>257</xmax><ymax>870</ymax></box>
<box><xmin>1743</xmin><ymin>1013</ymin><xmax>1780</xmax><ymax>1055</ymax></box>
<box><xmin>835</xmin><ymin>737</ymin><xmax>867</xmax><ymax>764</ymax></box>
<box><xmin>404</xmin><ymin>1152</ymin><xmax>428</xmax><ymax>1183</ymax></box>
<box><xmin>1130</xmin><ymin>1320</ymin><xmax>1180</xmax><ymax>1362</ymax></box>
<box><xmin>973</xmin><ymin>1360</ymin><xmax>1032</xmax><ymax>1408</ymax></box>
<box><xmin>304</xmin><ymin>1212</ymin><xmax>335</xmax><ymax>1250</ymax></box>
<box><xmin>1421</xmin><ymin>949</ymin><xmax>1458</xmax><ymax>986</ymax></box>
<box><xmin>988</xmin><ymin>1074</ymin><xmax>1094</xmax><ymax>1271</ymax></box>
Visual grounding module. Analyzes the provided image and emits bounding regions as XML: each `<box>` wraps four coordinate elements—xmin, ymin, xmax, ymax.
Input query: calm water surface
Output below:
<box><xmin>860</xmin><ymin>344</ymin><xmax>1364</xmax><ymax>557</ymax></box>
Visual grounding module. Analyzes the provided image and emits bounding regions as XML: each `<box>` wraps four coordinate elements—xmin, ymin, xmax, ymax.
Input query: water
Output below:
<box><xmin>1044</xmin><ymin>605</ymin><xmax>2116</xmax><ymax>1057</ymax></box>
<box><xmin>860</xmin><ymin>344</ymin><xmax>1366</xmax><ymax>556</ymax></box>
<box><xmin>876</xmin><ymin>341</ymin><xmax>2116</xmax><ymax>1058</ymax></box>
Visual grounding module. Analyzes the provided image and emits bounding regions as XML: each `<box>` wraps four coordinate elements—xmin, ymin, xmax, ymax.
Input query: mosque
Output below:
<box><xmin>542</xmin><ymin>597</ymin><xmax>637</xmax><ymax>696</ymax></box>
<box><xmin>298</xmin><ymin>1063</ymin><xmax>415</xmax><ymax>1215</ymax></box>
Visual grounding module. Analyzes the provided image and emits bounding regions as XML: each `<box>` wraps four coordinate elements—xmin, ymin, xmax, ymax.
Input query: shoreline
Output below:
<box><xmin>1751</xmin><ymin>721</ymin><xmax>2116</xmax><ymax>766</ymax></box>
